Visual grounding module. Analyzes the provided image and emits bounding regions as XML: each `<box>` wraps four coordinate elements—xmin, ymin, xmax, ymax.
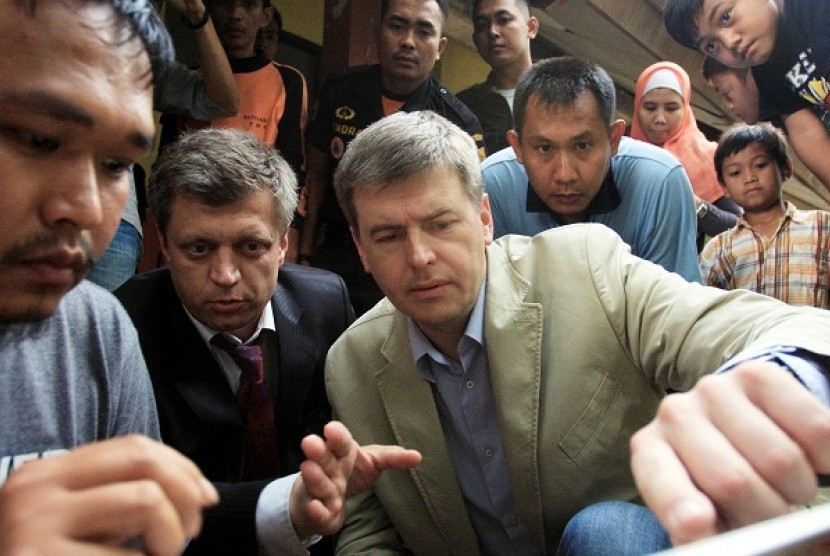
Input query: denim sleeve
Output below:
<box><xmin>716</xmin><ymin>346</ymin><xmax>830</xmax><ymax>406</ymax></box>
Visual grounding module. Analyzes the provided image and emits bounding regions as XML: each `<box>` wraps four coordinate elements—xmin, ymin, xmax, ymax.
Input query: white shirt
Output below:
<box><xmin>185</xmin><ymin>302</ymin><xmax>319</xmax><ymax>555</ymax></box>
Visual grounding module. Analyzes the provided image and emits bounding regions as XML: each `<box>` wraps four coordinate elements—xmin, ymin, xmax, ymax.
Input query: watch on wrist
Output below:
<box><xmin>182</xmin><ymin>10</ymin><xmax>210</xmax><ymax>30</ymax></box>
<box><xmin>696</xmin><ymin>202</ymin><xmax>709</xmax><ymax>219</ymax></box>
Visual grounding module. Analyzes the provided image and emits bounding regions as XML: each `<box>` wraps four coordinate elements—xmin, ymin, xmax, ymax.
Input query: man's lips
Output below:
<box><xmin>394</xmin><ymin>54</ymin><xmax>418</xmax><ymax>65</ymax></box>
<box><xmin>208</xmin><ymin>298</ymin><xmax>246</xmax><ymax>313</ymax></box>
<box><xmin>22</xmin><ymin>248</ymin><xmax>86</xmax><ymax>268</ymax></box>
<box><xmin>224</xmin><ymin>25</ymin><xmax>247</xmax><ymax>37</ymax></box>
<box><xmin>17</xmin><ymin>248</ymin><xmax>88</xmax><ymax>286</ymax></box>
<box><xmin>550</xmin><ymin>192</ymin><xmax>583</xmax><ymax>203</ymax></box>
<box><xmin>408</xmin><ymin>280</ymin><xmax>450</xmax><ymax>296</ymax></box>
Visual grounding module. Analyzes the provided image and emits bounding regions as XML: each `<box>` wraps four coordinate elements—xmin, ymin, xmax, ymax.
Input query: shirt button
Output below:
<box><xmin>466</xmin><ymin>380</ymin><xmax>474</xmax><ymax>389</ymax></box>
<box><xmin>508</xmin><ymin>515</ymin><xmax>519</xmax><ymax>526</ymax></box>
<box><xmin>484</xmin><ymin>447</ymin><xmax>494</xmax><ymax>457</ymax></box>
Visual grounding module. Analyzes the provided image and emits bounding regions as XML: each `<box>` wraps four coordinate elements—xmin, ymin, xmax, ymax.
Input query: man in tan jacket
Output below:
<box><xmin>324</xmin><ymin>110</ymin><xmax>830</xmax><ymax>554</ymax></box>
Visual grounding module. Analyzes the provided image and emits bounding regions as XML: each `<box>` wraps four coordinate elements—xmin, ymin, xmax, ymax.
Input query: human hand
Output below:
<box><xmin>0</xmin><ymin>435</ymin><xmax>218</xmax><ymax>556</ymax></box>
<box><xmin>289</xmin><ymin>421</ymin><xmax>421</xmax><ymax>539</ymax></box>
<box><xmin>630</xmin><ymin>362</ymin><xmax>830</xmax><ymax>546</ymax></box>
<box><xmin>164</xmin><ymin>0</ymin><xmax>206</xmax><ymax>23</ymax></box>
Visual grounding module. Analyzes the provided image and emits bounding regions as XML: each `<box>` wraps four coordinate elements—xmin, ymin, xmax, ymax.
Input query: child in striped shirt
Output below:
<box><xmin>700</xmin><ymin>123</ymin><xmax>830</xmax><ymax>307</ymax></box>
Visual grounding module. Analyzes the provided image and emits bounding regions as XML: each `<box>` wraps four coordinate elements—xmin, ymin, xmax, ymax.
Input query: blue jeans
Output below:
<box><xmin>87</xmin><ymin>220</ymin><xmax>142</xmax><ymax>292</ymax></box>
<box><xmin>556</xmin><ymin>501</ymin><xmax>671</xmax><ymax>555</ymax></box>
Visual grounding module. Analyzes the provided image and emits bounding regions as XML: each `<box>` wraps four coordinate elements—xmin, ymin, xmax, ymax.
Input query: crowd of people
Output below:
<box><xmin>3</xmin><ymin>0</ymin><xmax>830</xmax><ymax>555</ymax></box>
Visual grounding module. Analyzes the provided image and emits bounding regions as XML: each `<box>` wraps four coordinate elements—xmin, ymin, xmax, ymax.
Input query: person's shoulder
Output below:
<box><xmin>794</xmin><ymin>208</ymin><xmax>830</xmax><ymax>226</ymax></box>
<box><xmin>613</xmin><ymin>137</ymin><xmax>689</xmax><ymax>196</ymax></box>
<box><xmin>427</xmin><ymin>75</ymin><xmax>481</xmax><ymax>126</ymax></box>
<box><xmin>64</xmin><ymin>280</ymin><xmax>127</xmax><ymax>317</ymax></box>
<box><xmin>481</xmin><ymin>146</ymin><xmax>520</xmax><ymax>172</ymax></box>
<box><xmin>59</xmin><ymin>281</ymin><xmax>138</xmax><ymax>336</ymax></box>
<box><xmin>323</xmin><ymin>64</ymin><xmax>378</xmax><ymax>89</ymax></box>
<box><xmin>329</xmin><ymin>299</ymin><xmax>399</xmax><ymax>352</ymax></box>
<box><xmin>274</xmin><ymin>62</ymin><xmax>307</xmax><ymax>85</ymax></box>
<box><xmin>279</xmin><ymin>263</ymin><xmax>348</xmax><ymax>293</ymax></box>
<box><xmin>113</xmin><ymin>268</ymin><xmax>176</xmax><ymax>323</ymax></box>
<box><xmin>456</xmin><ymin>80</ymin><xmax>490</xmax><ymax>102</ymax></box>
<box><xmin>498</xmin><ymin>222</ymin><xmax>624</xmax><ymax>253</ymax></box>
<box><xmin>615</xmin><ymin>137</ymin><xmax>683</xmax><ymax>169</ymax></box>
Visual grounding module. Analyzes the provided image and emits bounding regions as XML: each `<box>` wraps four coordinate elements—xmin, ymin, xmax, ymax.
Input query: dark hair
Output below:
<box><xmin>28</xmin><ymin>1</ymin><xmax>174</xmax><ymax>85</ymax></box>
<box><xmin>714</xmin><ymin>123</ymin><xmax>790</xmax><ymax>183</ymax></box>
<box><xmin>150</xmin><ymin>129</ymin><xmax>298</xmax><ymax>238</ymax></box>
<box><xmin>107</xmin><ymin>0</ymin><xmax>175</xmax><ymax>85</ymax></box>
<box><xmin>663</xmin><ymin>0</ymin><xmax>705</xmax><ymax>51</ymax></box>
<box><xmin>514</xmin><ymin>56</ymin><xmax>617</xmax><ymax>134</ymax></box>
<box><xmin>702</xmin><ymin>56</ymin><xmax>750</xmax><ymax>82</ymax></box>
<box><xmin>381</xmin><ymin>0</ymin><xmax>448</xmax><ymax>24</ymax></box>
<box><xmin>471</xmin><ymin>0</ymin><xmax>528</xmax><ymax>13</ymax></box>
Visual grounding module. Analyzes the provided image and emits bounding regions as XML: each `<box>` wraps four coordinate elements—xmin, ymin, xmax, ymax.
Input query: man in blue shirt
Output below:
<box><xmin>483</xmin><ymin>56</ymin><xmax>701</xmax><ymax>282</ymax></box>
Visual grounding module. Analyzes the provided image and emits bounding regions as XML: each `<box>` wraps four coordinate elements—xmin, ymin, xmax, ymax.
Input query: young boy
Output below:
<box><xmin>702</xmin><ymin>57</ymin><xmax>760</xmax><ymax>124</ymax></box>
<box><xmin>699</xmin><ymin>123</ymin><xmax>830</xmax><ymax>308</ymax></box>
<box><xmin>663</xmin><ymin>0</ymin><xmax>830</xmax><ymax>117</ymax></box>
<box><xmin>664</xmin><ymin>0</ymin><xmax>830</xmax><ymax>197</ymax></box>
<box><xmin>703</xmin><ymin>56</ymin><xmax>830</xmax><ymax>189</ymax></box>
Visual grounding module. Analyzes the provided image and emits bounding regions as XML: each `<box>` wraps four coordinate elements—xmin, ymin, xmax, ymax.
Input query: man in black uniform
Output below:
<box><xmin>298</xmin><ymin>0</ymin><xmax>486</xmax><ymax>316</ymax></box>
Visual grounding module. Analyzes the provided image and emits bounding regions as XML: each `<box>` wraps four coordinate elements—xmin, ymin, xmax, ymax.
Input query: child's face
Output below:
<box><xmin>694</xmin><ymin>0</ymin><xmax>780</xmax><ymax>69</ymax></box>
<box><xmin>709</xmin><ymin>72</ymin><xmax>760</xmax><ymax>123</ymax></box>
<box><xmin>720</xmin><ymin>142</ymin><xmax>786</xmax><ymax>212</ymax></box>
<box><xmin>637</xmin><ymin>87</ymin><xmax>685</xmax><ymax>146</ymax></box>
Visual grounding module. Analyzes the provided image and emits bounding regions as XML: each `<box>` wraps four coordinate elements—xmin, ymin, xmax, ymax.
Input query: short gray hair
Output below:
<box><xmin>333</xmin><ymin>111</ymin><xmax>483</xmax><ymax>232</ymax></box>
<box><xmin>149</xmin><ymin>128</ymin><xmax>298</xmax><ymax>238</ymax></box>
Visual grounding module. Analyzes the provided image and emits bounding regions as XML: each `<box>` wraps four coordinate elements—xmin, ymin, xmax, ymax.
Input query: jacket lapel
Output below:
<box><xmin>376</xmin><ymin>312</ymin><xmax>480</xmax><ymax>554</ymax></box>
<box><xmin>483</xmin><ymin>243</ymin><xmax>546</xmax><ymax>547</ymax></box>
<box><xmin>166</xmin><ymin>290</ymin><xmax>242</xmax><ymax>431</ymax></box>
<box><xmin>271</xmin><ymin>286</ymin><xmax>315</xmax><ymax>432</ymax></box>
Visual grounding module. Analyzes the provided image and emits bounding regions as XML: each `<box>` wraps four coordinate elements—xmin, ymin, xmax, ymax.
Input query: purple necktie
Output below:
<box><xmin>212</xmin><ymin>334</ymin><xmax>279</xmax><ymax>480</ymax></box>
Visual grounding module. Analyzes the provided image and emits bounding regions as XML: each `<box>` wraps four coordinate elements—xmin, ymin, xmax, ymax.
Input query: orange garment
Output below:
<box><xmin>631</xmin><ymin>61</ymin><xmax>723</xmax><ymax>203</ymax></box>
<box><xmin>212</xmin><ymin>62</ymin><xmax>285</xmax><ymax>144</ymax></box>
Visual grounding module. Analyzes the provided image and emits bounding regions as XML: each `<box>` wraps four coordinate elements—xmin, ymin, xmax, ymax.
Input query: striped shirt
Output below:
<box><xmin>699</xmin><ymin>202</ymin><xmax>830</xmax><ymax>308</ymax></box>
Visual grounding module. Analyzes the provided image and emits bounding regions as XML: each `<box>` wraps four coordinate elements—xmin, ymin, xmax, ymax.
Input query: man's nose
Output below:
<box><xmin>210</xmin><ymin>249</ymin><xmax>242</xmax><ymax>286</ymax></box>
<box><xmin>40</xmin><ymin>157</ymin><xmax>104</xmax><ymax>234</ymax></box>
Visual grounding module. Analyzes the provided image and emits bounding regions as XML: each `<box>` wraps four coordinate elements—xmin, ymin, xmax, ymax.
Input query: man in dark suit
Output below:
<box><xmin>116</xmin><ymin>128</ymin><xmax>414</xmax><ymax>555</ymax></box>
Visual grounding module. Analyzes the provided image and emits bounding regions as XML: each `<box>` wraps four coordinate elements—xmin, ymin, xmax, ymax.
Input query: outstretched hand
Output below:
<box><xmin>290</xmin><ymin>421</ymin><xmax>421</xmax><ymax>540</ymax></box>
<box><xmin>631</xmin><ymin>362</ymin><xmax>830</xmax><ymax>546</ymax></box>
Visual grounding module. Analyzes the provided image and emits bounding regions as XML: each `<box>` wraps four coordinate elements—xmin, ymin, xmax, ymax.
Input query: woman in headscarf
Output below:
<box><xmin>631</xmin><ymin>61</ymin><xmax>741</xmax><ymax>243</ymax></box>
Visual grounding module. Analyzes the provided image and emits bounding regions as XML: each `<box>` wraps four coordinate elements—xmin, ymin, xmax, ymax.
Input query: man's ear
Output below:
<box><xmin>527</xmin><ymin>15</ymin><xmax>539</xmax><ymax>39</ymax></box>
<box><xmin>507</xmin><ymin>129</ymin><xmax>524</xmax><ymax>164</ymax></box>
<box><xmin>609</xmin><ymin>119</ymin><xmax>626</xmax><ymax>155</ymax></box>
<box><xmin>437</xmin><ymin>35</ymin><xmax>448</xmax><ymax>60</ymax></box>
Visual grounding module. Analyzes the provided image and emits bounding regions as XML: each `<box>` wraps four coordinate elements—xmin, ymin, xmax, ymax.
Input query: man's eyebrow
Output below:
<box><xmin>367</xmin><ymin>208</ymin><xmax>455</xmax><ymax>236</ymax></box>
<box><xmin>3</xmin><ymin>90</ymin><xmax>154</xmax><ymax>151</ymax></box>
<box><xmin>6</xmin><ymin>90</ymin><xmax>95</xmax><ymax>126</ymax></box>
<box><xmin>416</xmin><ymin>19</ymin><xmax>437</xmax><ymax>31</ymax></box>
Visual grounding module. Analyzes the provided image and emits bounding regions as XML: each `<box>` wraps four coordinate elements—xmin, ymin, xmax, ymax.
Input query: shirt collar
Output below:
<box><xmin>736</xmin><ymin>201</ymin><xmax>798</xmax><ymax>230</ymax></box>
<box><xmin>186</xmin><ymin>301</ymin><xmax>276</xmax><ymax>346</ymax></box>
<box><xmin>525</xmin><ymin>165</ymin><xmax>621</xmax><ymax>222</ymax></box>
<box><xmin>408</xmin><ymin>281</ymin><xmax>486</xmax><ymax>382</ymax></box>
